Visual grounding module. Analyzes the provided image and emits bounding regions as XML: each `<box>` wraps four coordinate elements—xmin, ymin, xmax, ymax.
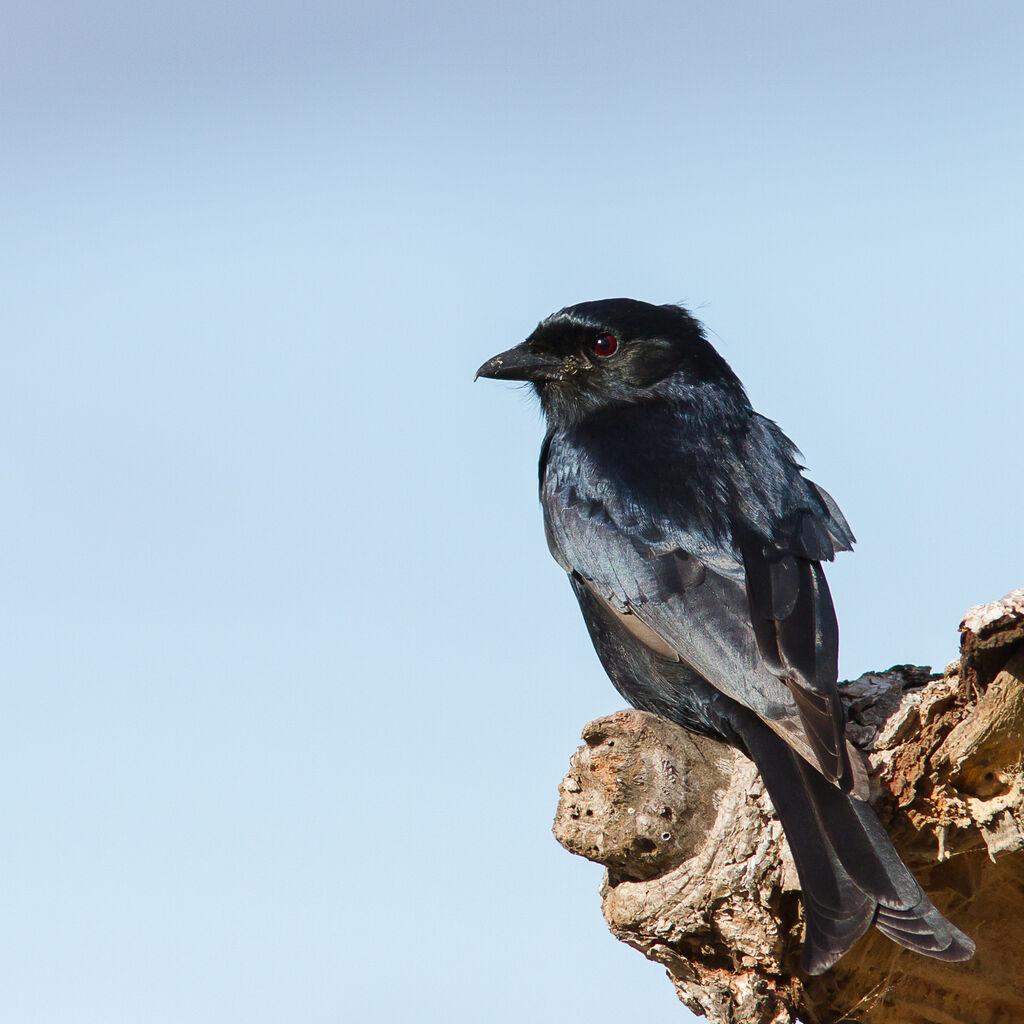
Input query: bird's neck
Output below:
<box><xmin>547</xmin><ymin>381</ymin><xmax>749</xmax><ymax>448</ymax></box>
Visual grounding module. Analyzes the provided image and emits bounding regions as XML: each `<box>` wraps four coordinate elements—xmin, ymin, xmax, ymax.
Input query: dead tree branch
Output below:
<box><xmin>553</xmin><ymin>591</ymin><xmax>1024</xmax><ymax>1024</ymax></box>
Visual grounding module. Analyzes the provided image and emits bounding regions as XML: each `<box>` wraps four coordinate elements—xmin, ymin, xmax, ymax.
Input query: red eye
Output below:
<box><xmin>593</xmin><ymin>333</ymin><xmax>618</xmax><ymax>357</ymax></box>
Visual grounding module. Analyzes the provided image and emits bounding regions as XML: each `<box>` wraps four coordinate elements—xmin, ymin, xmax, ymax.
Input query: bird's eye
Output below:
<box><xmin>592</xmin><ymin>333</ymin><xmax>618</xmax><ymax>358</ymax></box>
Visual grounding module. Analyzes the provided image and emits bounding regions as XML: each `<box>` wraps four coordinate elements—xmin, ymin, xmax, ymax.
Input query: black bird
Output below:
<box><xmin>476</xmin><ymin>297</ymin><xmax>974</xmax><ymax>973</ymax></box>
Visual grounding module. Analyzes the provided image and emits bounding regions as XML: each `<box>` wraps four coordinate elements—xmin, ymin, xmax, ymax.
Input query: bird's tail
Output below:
<box><xmin>737</xmin><ymin>718</ymin><xmax>975</xmax><ymax>974</ymax></box>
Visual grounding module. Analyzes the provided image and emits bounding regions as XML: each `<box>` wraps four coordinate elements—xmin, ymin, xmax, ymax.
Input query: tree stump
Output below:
<box><xmin>553</xmin><ymin>590</ymin><xmax>1024</xmax><ymax>1024</ymax></box>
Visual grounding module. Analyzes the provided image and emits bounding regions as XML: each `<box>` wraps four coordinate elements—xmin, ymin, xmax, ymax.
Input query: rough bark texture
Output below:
<box><xmin>553</xmin><ymin>590</ymin><xmax>1024</xmax><ymax>1024</ymax></box>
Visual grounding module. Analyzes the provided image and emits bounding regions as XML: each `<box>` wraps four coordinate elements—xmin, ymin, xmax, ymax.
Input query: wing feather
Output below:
<box><xmin>542</xmin><ymin>424</ymin><xmax>863</xmax><ymax>795</ymax></box>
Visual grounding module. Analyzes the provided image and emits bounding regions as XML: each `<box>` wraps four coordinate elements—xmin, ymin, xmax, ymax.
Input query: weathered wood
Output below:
<box><xmin>553</xmin><ymin>591</ymin><xmax>1024</xmax><ymax>1023</ymax></box>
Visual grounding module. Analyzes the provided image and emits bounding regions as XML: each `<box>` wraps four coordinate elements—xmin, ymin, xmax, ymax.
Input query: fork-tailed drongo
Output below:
<box><xmin>477</xmin><ymin>297</ymin><xmax>973</xmax><ymax>973</ymax></box>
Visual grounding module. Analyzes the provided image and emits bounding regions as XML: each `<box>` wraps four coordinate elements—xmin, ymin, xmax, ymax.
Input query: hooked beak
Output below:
<box><xmin>475</xmin><ymin>342</ymin><xmax>565</xmax><ymax>383</ymax></box>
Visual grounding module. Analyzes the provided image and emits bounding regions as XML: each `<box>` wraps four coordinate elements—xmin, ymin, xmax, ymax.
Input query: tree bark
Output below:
<box><xmin>552</xmin><ymin>590</ymin><xmax>1024</xmax><ymax>1024</ymax></box>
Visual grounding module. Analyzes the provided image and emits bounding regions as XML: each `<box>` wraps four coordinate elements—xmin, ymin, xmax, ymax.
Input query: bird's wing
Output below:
<box><xmin>735</xmin><ymin>506</ymin><xmax>855</xmax><ymax>793</ymax></box>
<box><xmin>542</xmin><ymin>427</ymin><xmax>864</xmax><ymax>796</ymax></box>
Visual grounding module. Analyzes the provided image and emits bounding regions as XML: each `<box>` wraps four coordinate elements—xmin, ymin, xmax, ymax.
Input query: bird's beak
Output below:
<box><xmin>475</xmin><ymin>342</ymin><xmax>564</xmax><ymax>382</ymax></box>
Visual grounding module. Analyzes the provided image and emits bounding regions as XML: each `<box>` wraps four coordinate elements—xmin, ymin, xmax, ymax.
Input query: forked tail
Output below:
<box><xmin>738</xmin><ymin>717</ymin><xmax>975</xmax><ymax>974</ymax></box>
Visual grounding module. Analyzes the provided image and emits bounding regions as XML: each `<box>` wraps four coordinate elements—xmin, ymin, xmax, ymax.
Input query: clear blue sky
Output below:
<box><xmin>2</xmin><ymin>3</ymin><xmax>1022</xmax><ymax>1022</ymax></box>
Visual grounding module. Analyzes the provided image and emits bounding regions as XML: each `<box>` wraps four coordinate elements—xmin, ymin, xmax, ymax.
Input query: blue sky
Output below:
<box><xmin>3</xmin><ymin>3</ymin><xmax>1022</xmax><ymax>1022</ymax></box>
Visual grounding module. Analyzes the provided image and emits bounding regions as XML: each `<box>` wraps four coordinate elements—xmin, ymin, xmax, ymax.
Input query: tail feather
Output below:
<box><xmin>799</xmin><ymin>756</ymin><xmax>920</xmax><ymax>907</ymax></box>
<box><xmin>875</xmin><ymin>900</ymin><xmax>976</xmax><ymax>959</ymax></box>
<box><xmin>737</xmin><ymin>715</ymin><xmax>975</xmax><ymax>974</ymax></box>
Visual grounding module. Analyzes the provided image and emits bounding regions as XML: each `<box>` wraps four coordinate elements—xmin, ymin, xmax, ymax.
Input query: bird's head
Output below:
<box><xmin>476</xmin><ymin>298</ymin><xmax>745</xmax><ymax>426</ymax></box>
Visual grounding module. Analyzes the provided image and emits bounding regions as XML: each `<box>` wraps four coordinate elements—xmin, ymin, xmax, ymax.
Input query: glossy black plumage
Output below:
<box><xmin>478</xmin><ymin>297</ymin><xmax>973</xmax><ymax>973</ymax></box>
